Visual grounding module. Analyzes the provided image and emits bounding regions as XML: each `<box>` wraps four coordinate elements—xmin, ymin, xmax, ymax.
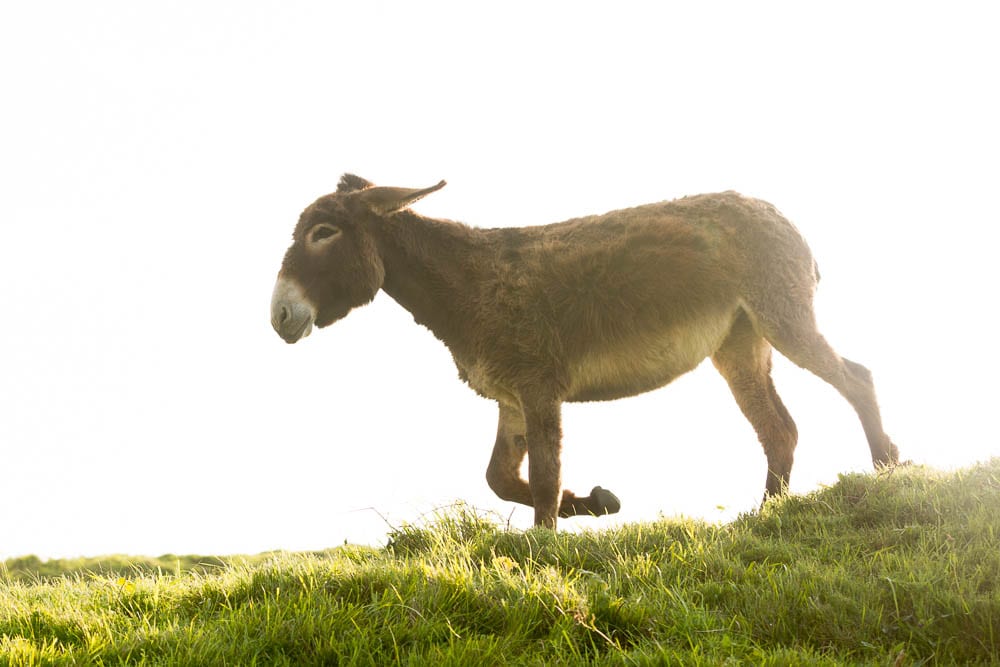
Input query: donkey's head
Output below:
<box><xmin>271</xmin><ymin>174</ymin><xmax>446</xmax><ymax>343</ymax></box>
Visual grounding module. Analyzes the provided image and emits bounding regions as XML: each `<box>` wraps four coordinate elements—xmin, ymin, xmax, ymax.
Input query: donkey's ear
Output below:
<box><xmin>359</xmin><ymin>180</ymin><xmax>447</xmax><ymax>215</ymax></box>
<box><xmin>337</xmin><ymin>174</ymin><xmax>375</xmax><ymax>193</ymax></box>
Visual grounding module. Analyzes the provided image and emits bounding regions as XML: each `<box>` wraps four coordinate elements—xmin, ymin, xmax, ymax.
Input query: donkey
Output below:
<box><xmin>271</xmin><ymin>174</ymin><xmax>899</xmax><ymax>529</ymax></box>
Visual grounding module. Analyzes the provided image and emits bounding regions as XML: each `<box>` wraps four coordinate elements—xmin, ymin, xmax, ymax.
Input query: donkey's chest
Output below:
<box><xmin>460</xmin><ymin>360</ymin><xmax>521</xmax><ymax>406</ymax></box>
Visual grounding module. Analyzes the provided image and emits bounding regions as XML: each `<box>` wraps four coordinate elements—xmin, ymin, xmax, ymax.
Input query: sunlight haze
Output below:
<box><xmin>1</xmin><ymin>2</ymin><xmax>997</xmax><ymax>559</ymax></box>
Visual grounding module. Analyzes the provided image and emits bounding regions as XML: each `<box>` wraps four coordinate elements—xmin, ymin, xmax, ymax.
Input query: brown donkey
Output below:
<box><xmin>271</xmin><ymin>174</ymin><xmax>899</xmax><ymax>528</ymax></box>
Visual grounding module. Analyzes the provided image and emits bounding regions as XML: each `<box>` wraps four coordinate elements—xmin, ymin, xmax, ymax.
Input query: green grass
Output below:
<box><xmin>3</xmin><ymin>460</ymin><xmax>999</xmax><ymax>665</ymax></box>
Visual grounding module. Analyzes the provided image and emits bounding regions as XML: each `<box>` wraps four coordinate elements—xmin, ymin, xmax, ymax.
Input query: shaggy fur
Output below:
<box><xmin>272</xmin><ymin>174</ymin><xmax>899</xmax><ymax>528</ymax></box>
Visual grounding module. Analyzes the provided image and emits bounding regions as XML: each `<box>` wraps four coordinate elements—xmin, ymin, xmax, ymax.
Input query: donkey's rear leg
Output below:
<box><xmin>712</xmin><ymin>310</ymin><xmax>799</xmax><ymax>499</ymax></box>
<box><xmin>751</xmin><ymin>306</ymin><xmax>899</xmax><ymax>468</ymax></box>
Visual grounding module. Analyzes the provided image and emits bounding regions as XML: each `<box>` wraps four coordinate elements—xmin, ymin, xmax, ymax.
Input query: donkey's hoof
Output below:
<box><xmin>589</xmin><ymin>486</ymin><xmax>621</xmax><ymax>515</ymax></box>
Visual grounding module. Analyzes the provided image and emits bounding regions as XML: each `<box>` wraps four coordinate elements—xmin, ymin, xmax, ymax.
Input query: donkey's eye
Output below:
<box><xmin>309</xmin><ymin>224</ymin><xmax>342</xmax><ymax>244</ymax></box>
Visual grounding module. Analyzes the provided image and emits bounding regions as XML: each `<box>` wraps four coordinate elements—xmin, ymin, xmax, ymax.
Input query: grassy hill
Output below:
<box><xmin>2</xmin><ymin>460</ymin><xmax>998</xmax><ymax>665</ymax></box>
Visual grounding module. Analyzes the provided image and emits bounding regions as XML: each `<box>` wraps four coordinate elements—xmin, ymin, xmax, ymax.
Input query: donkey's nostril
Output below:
<box><xmin>279</xmin><ymin>305</ymin><xmax>290</xmax><ymax>324</ymax></box>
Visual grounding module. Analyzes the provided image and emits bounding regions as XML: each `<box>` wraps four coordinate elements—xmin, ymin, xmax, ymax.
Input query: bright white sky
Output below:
<box><xmin>1</xmin><ymin>3</ymin><xmax>997</xmax><ymax>559</ymax></box>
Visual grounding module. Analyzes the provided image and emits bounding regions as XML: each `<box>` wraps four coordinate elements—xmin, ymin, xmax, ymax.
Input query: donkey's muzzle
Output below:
<box><xmin>271</xmin><ymin>277</ymin><xmax>315</xmax><ymax>344</ymax></box>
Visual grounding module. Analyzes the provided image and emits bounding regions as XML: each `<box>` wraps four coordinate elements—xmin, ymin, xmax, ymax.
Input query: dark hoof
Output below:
<box><xmin>589</xmin><ymin>486</ymin><xmax>621</xmax><ymax>516</ymax></box>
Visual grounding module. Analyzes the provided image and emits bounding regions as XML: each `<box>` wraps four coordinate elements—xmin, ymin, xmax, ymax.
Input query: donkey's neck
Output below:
<box><xmin>373</xmin><ymin>212</ymin><xmax>488</xmax><ymax>354</ymax></box>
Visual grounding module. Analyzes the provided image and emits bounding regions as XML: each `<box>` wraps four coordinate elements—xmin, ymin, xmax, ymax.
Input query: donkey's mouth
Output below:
<box><xmin>278</xmin><ymin>317</ymin><xmax>313</xmax><ymax>344</ymax></box>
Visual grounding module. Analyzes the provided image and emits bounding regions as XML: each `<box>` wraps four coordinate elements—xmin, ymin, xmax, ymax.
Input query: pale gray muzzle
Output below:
<box><xmin>270</xmin><ymin>277</ymin><xmax>315</xmax><ymax>344</ymax></box>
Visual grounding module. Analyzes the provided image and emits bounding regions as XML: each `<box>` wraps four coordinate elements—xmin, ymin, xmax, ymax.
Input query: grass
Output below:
<box><xmin>2</xmin><ymin>460</ymin><xmax>999</xmax><ymax>665</ymax></box>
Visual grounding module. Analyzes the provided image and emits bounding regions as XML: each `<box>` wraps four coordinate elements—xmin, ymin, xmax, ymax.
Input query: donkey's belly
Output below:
<box><xmin>565</xmin><ymin>310</ymin><xmax>737</xmax><ymax>402</ymax></box>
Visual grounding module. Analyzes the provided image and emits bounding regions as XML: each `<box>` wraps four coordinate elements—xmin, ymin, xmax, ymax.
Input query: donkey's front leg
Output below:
<box><xmin>485</xmin><ymin>403</ymin><xmax>533</xmax><ymax>507</ymax></box>
<box><xmin>522</xmin><ymin>398</ymin><xmax>564</xmax><ymax>529</ymax></box>
<box><xmin>486</xmin><ymin>401</ymin><xmax>622</xmax><ymax>525</ymax></box>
